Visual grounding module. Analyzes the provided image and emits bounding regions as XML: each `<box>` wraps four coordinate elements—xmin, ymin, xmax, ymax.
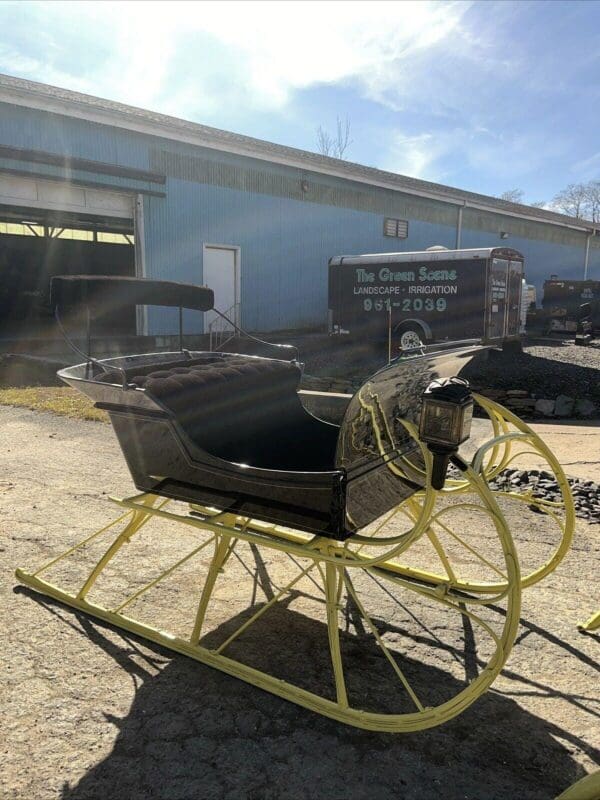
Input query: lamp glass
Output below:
<box><xmin>419</xmin><ymin>396</ymin><xmax>473</xmax><ymax>448</ymax></box>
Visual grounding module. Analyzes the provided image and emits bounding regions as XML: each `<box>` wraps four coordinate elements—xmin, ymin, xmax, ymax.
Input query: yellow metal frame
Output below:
<box><xmin>555</xmin><ymin>769</ymin><xmax>600</xmax><ymax>800</ymax></box>
<box><xmin>379</xmin><ymin>394</ymin><xmax>576</xmax><ymax>592</ymax></box>
<box><xmin>16</xmin><ymin>455</ymin><xmax>521</xmax><ymax>732</ymax></box>
<box><xmin>471</xmin><ymin>394</ymin><xmax>576</xmax><ymax>589</ymax></box>
<box><xmin>578</xmin><ymin>611</ymin><xmax>600</xmax><ymax>632</ymax></box>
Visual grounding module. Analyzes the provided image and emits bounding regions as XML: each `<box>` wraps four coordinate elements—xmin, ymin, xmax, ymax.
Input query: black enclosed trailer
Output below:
<box><xmin>328</xmin><ymin>247</ymin><xmax>524</xmax><ymax>352</ymax></box>
<box><xmin>541</xmin><ymin>278</ymin><xmax>600</xmax><ymax>333</ymax></box>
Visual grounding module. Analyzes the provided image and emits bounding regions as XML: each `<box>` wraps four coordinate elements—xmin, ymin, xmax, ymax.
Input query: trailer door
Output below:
<box><xmin>486</xmin><ymin>258</ymin><xmax>509</xmax><ymax>339</ymax></box>
<box><xmin>506</xmin><ymin>259</ymin><xmax>524</xmax><ymax>336</ymax></box>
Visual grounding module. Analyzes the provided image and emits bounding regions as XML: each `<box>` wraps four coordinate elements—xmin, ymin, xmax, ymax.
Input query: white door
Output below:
<box><xmin>203</xmin><ymin>244</ymin><xmax>239</xmax><ymax>330</ymax></box>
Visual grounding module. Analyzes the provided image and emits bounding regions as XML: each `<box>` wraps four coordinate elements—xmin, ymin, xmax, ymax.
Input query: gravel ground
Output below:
<box><xmin>488</xmin><ymin>469</ymin><xmax>600</xmax><ymax>524</ymax></box>
<box><xmin>1</xmin><ymin>406</ymin><xmax>599</xmax><ymax>800</ymax></box>
<box><xmin>287</xmin><ymin>335</ymin><xmax>600</xmax><ymax>403</ymax></box>
<box><xmin>462</xmin><ymin>339</ymin><xmax>600</xmax><ymax>402</ymax></box>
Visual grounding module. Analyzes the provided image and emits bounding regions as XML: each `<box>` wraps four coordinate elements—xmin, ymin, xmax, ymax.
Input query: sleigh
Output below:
<box><xmin>16</xmin><ymin>276</ymin><xmax>577</xmax><ymax>731</ymax></box>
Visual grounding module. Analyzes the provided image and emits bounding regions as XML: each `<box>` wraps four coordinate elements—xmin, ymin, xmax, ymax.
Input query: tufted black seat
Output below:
<box><xmin>98</xmin><ymin>355</ymin><xmax>339</xmax><ymax>471</ymax></box>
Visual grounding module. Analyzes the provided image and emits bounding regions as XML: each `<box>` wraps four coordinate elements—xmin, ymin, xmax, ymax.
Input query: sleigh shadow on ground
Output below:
<box><xmin>15</xmin><ymin>584</ymin><xmax>599</xmax><ymax>800</ymax></box>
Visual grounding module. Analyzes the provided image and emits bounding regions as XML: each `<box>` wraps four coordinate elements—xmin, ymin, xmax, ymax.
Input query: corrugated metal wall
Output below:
<box><xmin>0</xmin><ymin>103</ymin><xmax>150</xmax><ymax>168</ymax></box>
<box><xmin>0</xmin><ymin>100</ymin><xmax>598</xmax><ymax>335</ymax></box>
<box><xmin>143</xmin><ymin>180</ymin><xmax>457</xmax><ymax>333</ymax></box>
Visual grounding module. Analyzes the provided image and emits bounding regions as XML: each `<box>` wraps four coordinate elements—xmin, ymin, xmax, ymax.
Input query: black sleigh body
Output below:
<box><xmin>53</xmin><ymin>276</ymin><xmax>489</xmax><ymax>540</ymax></box>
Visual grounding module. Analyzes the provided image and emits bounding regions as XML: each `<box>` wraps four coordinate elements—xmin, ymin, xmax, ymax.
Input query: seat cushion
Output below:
<box><xmin>130</xmin><ymin>356</ymin><xmax>300</xmax><ymax>408</ymax></box>
<box><xmin>96</xmin><ymin>353</ymin><xmax>229</xmax><ymax>384</ymax></box>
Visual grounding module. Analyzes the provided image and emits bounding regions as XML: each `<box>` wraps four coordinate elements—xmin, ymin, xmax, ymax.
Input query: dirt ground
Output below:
<box><xmin>1</xmin><ymin>406</ymin><xmax>599</xmax><ymax>800</ymax></box>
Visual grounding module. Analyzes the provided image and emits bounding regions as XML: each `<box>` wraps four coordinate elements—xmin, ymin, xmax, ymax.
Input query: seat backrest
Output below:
<box><xmin>51</xmin><ymin>275</ymin><xmax>214</xmax><ymax>313</ymax></box>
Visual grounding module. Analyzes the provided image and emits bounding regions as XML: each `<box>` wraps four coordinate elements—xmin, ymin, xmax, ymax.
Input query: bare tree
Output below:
<box><xmin>498</xmin><ymin>189</ymin><xmax>524</xmax><ymax>203</ymax></box>
<box><xmin>316</xmin><ymin>116</ymin><xmax>353</xmax><ymax>159</ymax></box>
<box><xmin>584</xmin><ymin>180</ymin><xmax>600</xmax><ymax>223</ymax></box>
<box><xmin>529</xmin><ymin>201</ymin><xmax>547</xmax><ymax>209</ymax></box>
<box><xmin>335</xmin><ymin>116</ymin><xmax>352</xmax><ymax>159</ymax></box>
<box><xmin>316</xmin><ymin>126</ymin><xmax>333</xmax><ymax>157</ymax></box>
<box><xmin>553</xmin><ymin>183</ymin><xmax>589</xmax><ymax>219</ymax></box>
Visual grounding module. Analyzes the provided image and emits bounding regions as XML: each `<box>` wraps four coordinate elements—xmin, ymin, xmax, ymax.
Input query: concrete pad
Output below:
<box><xmin>518</xmin><ymin>419</ymin><xmax>600</xmax><ymax>482</ymax></box>
<box><xmin>464</xmin><ymin>418</ymin><xmax>600</xmax><ymax>482</ymax></box>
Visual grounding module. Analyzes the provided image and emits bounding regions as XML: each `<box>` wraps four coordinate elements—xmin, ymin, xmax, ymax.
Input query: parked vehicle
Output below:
<box><xmin>328</xmin><ymin>246</ymin><xmax>523</xmax><ymax>353</ymax></box>
<box><xmin>541</xmin><ymin>278</ymin><xmax>600</xmax><ymax>334</ymax></box>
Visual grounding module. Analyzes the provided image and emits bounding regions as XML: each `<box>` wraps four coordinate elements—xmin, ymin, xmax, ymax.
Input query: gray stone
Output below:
<box><xmin>554</xmin><ymin>395</ymin><xmax>574</xmax><ymax>416</ymax></box>
<box><xmin>535</xmin><ymin>398</ymin><xmax>555</xmax><ymax>416</ymax></box>
<box><xmin>506</xmin><ymin>398</ymin><xmax>536</xmax><ymax>407</ymax></box>
<box><xmin>574</xmin><ymin>398</ymin><xmax>597</xmax><ymax>417</ymax></box>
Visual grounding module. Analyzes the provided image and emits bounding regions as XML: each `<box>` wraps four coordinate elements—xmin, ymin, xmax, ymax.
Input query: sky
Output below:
<box><xmin>0</xmin><ymin>0</ymin><xmax>599</xmax><ymax>205</ymax></box>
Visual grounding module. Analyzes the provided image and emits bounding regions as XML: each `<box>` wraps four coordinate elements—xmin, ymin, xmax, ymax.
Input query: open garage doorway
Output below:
<box><xmin>0</xmin><ymin>176</ymin><xmax>137</xmax><ymax>347</ymax></box>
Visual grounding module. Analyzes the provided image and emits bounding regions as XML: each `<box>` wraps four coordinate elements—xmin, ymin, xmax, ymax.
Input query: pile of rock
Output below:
<box><xmin>488</xmin><ymin>468</ymin><xmax>600</xmax><ymax>523</ymax></box>
<box><xmin>300</xmin><ymin>377</ymin><xmax>599</xmax><ymax>419</ymax></box>
<box><xmin>473</xmin><ymin>387</ymin><xmax>598</xmax><ymax>418</ymax></box>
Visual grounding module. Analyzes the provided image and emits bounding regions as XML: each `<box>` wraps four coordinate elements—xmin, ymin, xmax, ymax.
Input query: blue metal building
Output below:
<box><xmin>0</xmin><ymin>72</ymin><xmax>598</xmax><ymax>341</ymax></box>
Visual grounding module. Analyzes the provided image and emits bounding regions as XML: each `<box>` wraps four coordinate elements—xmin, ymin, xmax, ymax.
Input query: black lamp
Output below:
<box><xmin>419</xmin><ymin>377</ymin><xmax>474</xmax><ymax>489</ymax></box>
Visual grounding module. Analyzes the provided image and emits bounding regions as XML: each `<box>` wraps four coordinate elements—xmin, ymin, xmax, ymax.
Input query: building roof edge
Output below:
<box><xmin>0</xmin><ymin>72</ymin><xmax>595</xmax><ymax>233</ymax></box>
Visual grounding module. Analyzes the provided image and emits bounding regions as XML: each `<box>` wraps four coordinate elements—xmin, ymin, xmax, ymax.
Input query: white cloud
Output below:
<box><xmin>0</xmin><ymin>0</ymin><xmax>472</xmax><ymax>118</ymax></box>
<box><xmin>382</xmin><ymin>132</ymin><xmax>442</xmax><ymax>181</ymax></box>
<box><xmin>380</xmin><ymin>124</ymin><xmax>570</xmax><ymax>192</ymax></box>
<box><xmin>4</xmin><ymin>0</ymin><xmax>556</xmax><ymax>193</ymax></box>
<box><xmin>380</xmin><ymin>125</ymin><xmax>489</xmax><ymax>183</ymax></box>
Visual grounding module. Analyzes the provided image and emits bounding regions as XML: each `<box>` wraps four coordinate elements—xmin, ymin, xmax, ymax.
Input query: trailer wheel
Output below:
<box><xmin>396</xmin><ymin>323</ymin><xmax>425</xmax><ymax>351</ymax></box>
